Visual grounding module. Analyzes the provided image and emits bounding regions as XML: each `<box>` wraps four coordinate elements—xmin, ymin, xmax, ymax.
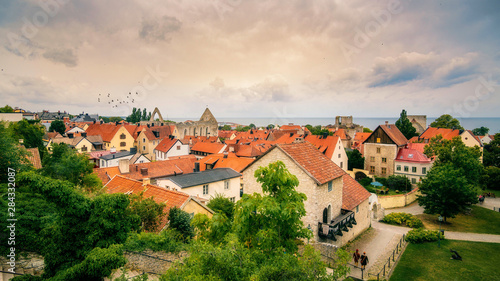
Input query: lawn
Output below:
<box><xmin>390</xmin><ymin>240</ymin><xmax>500</xmax><ymax>281</ymax></box>
<box><xmin>416</xmin><ymin>205</ymin><xmax>500</xmax><ymax>235</ymax></box>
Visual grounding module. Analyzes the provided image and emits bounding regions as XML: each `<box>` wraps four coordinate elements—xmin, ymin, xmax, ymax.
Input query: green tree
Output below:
<box><xmin>430</xmin><ymin>114</ymin><xmax>464</xmax><ymax>130</ymax></box>
<box><xmin>249</xmin><ymin>123</ymin><xmax>257</xmax><ymax>129</ymax></box>
<box><xmin>267</xmin><ymin>124</ymin><xmax>275</xmax><ymax>129</ymax></box>
<box><xmin>0</xmin><ymin>105</ymin><xmax>15</xmax><ymax>113</ymax></box>
<box><xmin>483</xmin><ymin>166</ymin><xmax>500</xmax><ymax>190</ymax></box>
<box><xmin>168</xmin><ymin>207</ymin><xmax>194</xmax><ymax>241</ymax></box>
<box><xmin>395</xmin><ymin>109</ymin><xmax>417</xmax><ymax>139</ymax></box>
<box><xmin>8</xmin><ymin>119</ymin><xmax>46</xmax><ymax>159</ymax></box>
<box><xmin>0</xmin><ymin>124</ymin><xmax>30</xmax><ymax>183</ymax></box>
<box><xmin>346</xmin><ymin>149</ymin><xmax>364</xmax><ymax>171</ymax></box>
<box><xmin>305</xmin><ymin>124</ymin><xmax>332</xmax><ymax>136</ymax></box>
<box><xmin>236</xmin><ymin>125</ymin><xmax>251</xmax><ymax>132</ymax></box>
<box><xmin>17</xmin><ymin>172</ymin><xmax>140</xmax><ymax>277</ymax></box>
<box><xmin>483</xmin><ymin>133</ymin><xmax>500</xmax><ymax>168</ymax></box>
<box><xmin>220</xmin><ymin>124</ymin><xmax>232</xmax><ymax>131</ymax></box>
<box><xmin>49</xmin><ymin>120</ymin><xmax>66</xmax><ymax>135</ymax></box>
<box><xmin>472</xmin><ymin>126</ymin><xmax>489</xmax><ymax>136</ymax></box>
<box><xmin>43</xmin><ymin>143</ymin><xmax>97</xmax><ymax>188</ymax></box>
<box><xmin>363</xmin><ymin>127</ymin><xmax>373</xmax><ymax>133</ymax></box>
<box><xmin>233</xmin><ymin>161</ymin><xmax>311</xmax><ymax>252</ymax></box>
<box><xmin>418</xmin><ymin>137</ymin><xmax>482</xmax><ymax>222</ymax></box>
<box><xmin>129</xmin><ymin>193</ymin><xmax>165</xmax><ymax>232</ymax></box>
<box><xmin>207</xmin><ymin>193</ymin><xmax>235</xmax><ymax>219</ymax></box>
<box><xmin>109</xmin><ymin>116</ymin><xmax>124</xmax><ymax>123</ymax></box>
<box><xmin>386</xmin><ymin>175</ymin><xmax>411</xmax><ymax>192</ymax></box>
<box><xmin>126</xmin><ymin>107</ymin><xmax>143</xmax><ymax>123</ymax></box>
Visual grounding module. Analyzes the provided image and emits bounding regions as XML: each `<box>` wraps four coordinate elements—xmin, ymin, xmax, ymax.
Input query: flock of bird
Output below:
<box><xmin>97</xmin><ymin>92</ymin><xmax>137</xmax><ymax>108</ymax></box>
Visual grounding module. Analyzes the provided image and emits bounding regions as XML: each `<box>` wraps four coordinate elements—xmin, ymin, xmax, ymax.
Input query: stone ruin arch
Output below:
<box><xmin>149</xmin><ymin>107</ymin><xmax>164</xmax><ymax>122</ymax></box>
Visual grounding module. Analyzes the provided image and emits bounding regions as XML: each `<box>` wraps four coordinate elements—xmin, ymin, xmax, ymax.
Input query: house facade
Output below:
<box><xmin>136</xmin><ymin>125</ymin><xmax>179</xmax><ymax>160</ymax></box>
<box><xmin>363</xmin><ymin>123</ymin><xmax>408</xmax><ymax>177</ymax></box>
<box><xmin>241</xmin><ymin>142</ymin><xmax>370</xmax><ymax>245</ymax></box>
<box><xmin>394</xmin><ymin>143</ymin><xmax>433</xmax><ymax>186</ymax></box>
<box><xmin>154</xmin><ymin>137</ymin><xmax>190</xmax><ymax>161</ymax></box>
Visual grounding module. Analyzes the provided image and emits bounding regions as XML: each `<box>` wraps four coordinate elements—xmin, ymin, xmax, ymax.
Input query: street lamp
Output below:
<box><xmin>438</xmin><ymin>215</ymin><xmax>443</xmax><ymax>248</ymax></box>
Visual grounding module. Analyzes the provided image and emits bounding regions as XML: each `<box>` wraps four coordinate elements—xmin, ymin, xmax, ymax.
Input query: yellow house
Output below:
<box><xmin>86</xmin><ymin>123</ymin><xmax>143</xmax><ymax>152</ymax></box>
<box><xmin>49</xmin><ymin>136</ymin><xmax>95</xmax><ymax>153</ymax></box>
<box><xmin>136</xmin><ymin>125</ymin><xmax>179</xmax><ymax>160</ymax></box>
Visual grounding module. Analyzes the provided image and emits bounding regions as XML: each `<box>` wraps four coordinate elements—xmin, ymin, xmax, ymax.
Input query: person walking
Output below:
<box><xmin>360</xmin><ymin>252</ymin><xmax>369</xmax><ymax>270</ymax></box>
<box><xmin>353</xmin><ymin>249</ymin><xmax>361</xmax><ymax>266</ymax></box>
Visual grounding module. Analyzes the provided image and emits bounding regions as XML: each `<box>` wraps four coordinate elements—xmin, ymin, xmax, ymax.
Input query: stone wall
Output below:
<box><xmin>300</xmin><ymin>242</ymin><xmax>340</xmax><ymax>267</ymax></box>
<box><xmin>124</xmin><ymin>250</ymin><xmax>188</xmax><ymax>275</ymax></box>
<box><xmin>378</xmin><ymin>188</ymin><xmax>420</xmax><ymax>209</ymax></box>
<box><xmin>364</xmin><ymin>143</ymin><xmax>398</xmax><ymax>177</ymax></box>
<box><xmin>338</xmin><ymin>199</ymin><xmax>371</xmax><ymax>246</ymax></box>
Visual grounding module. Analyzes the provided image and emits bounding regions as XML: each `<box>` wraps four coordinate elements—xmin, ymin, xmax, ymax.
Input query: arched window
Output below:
<box><xmin>323</xmin><ymin>208</ymin><xmax>328</xmax><ymax>224</ymax></box>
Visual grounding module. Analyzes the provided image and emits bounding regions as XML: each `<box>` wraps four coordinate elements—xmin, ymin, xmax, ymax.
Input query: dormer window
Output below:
<box><xmin>408</xmin><ymin>154</ymin><xmax>413</xmax><ymax>158</ymax></box>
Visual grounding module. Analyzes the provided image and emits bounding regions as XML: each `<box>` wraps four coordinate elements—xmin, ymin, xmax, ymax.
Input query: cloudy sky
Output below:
<box><xmin>1</xmin><ymin>0</ymin><xmax>499</xmax><ymax>119</ymax></box>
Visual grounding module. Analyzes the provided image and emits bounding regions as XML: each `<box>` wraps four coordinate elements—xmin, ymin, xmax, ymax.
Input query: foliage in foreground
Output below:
<box><xmin>168</xmin><ymin>207</ymin><xmax>194</xmax><ymax>241</ymax></box>
<box><xmin>405</xmin><ymin>229</ymin><xmax>444</xmax><ymax>244</ymax></box>
<box><xmin>161</xmin><ymin>235</ymin><xmax>344</xmax><ymax>281</ymax></box>
<box><xmin>123</xmin><ymin>230</ymin><xmax>186</xmax><ymax>253</ymax></box>
<box><xmin>382</xmin><ymin>212</ymin><xmax>423</xmax><ymax>228</ymax></box>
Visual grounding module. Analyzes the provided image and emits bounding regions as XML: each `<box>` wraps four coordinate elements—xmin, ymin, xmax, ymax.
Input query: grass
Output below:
<box><xmin>416</xmin><ymin>205</ymin><xmax>500</xmax><ymax>235</ymax></box>
<box><xmin>390</xmin><ymin>240</ymin><xmax>500</xmax><ymax>281</ymax></box>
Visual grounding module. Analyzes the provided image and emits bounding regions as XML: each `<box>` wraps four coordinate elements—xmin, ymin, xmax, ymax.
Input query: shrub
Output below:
<box><xmin>375</xmin><ymin>176</ymin><xmax>387</xmax><ymax>186</ymax></box>
<box><xmin>358</xmin><ymin>177</ymin><xmax>373</xmax><ymax>188</ymax></box>
<box><xmin>168</xmin><ymin>207</ymin><xmax>194</xmax><ymax>241</ymax></box>
<box><xmin>405</xmin><ymin>229</ymin><xmax>444</xmax><ymax>244</ymax></box>
<box><xmin>386</xmin><ymin>175</ymin><xmax>411</xmax><ymax>191</ymax></box>
<box><xmin>382</xmin><ymin>212</ymin><xmax>423</xmax><ymax>228</ymax></box>
<box><xmin>123</xmin><ymin>230</ymin><xmax>185</xmax><ymax>253</ymax></box>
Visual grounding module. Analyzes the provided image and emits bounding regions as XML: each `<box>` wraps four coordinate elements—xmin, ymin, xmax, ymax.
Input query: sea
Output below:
<box><xmin>167</xmin><ymin>117</ymin><xmax>500</xmax><ymax>134</ymax></box>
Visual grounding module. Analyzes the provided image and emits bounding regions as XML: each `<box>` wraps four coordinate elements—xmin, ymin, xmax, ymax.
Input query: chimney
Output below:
<box><xmin>385</xmin><ymin>121</ymin><xmax>389</xmax><ymax>126</ymax></box>
<box><xmin>194</xmin><ymin>162</ymin><xmax>200</xmax><ymax>172</ymax></box>
<box><xmin>142</xmin><ymin>178</ymin><xmax>150</xmax><ymax>186</ymax></box>
<box><xmin>140</xmin><ymin>168</ymin><xmax>148</xmax><ymax>175</ymax></box>
<box><xmin>118</xmin><ymin>159</ymin><xmax>129</xmax><ymax>174</ymax></box>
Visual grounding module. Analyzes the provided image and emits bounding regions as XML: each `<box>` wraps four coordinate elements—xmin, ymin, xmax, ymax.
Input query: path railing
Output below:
<box><xmin>368</xmin><ymin>234</ymin><xmax>407</xmax><ymax>281</ymax></box>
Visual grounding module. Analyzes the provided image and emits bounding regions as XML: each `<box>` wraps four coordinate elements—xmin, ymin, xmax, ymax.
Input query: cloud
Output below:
<box><xmin>42</xmin><ymin>48</ymin><xmax>78</xmax><ymax>67</ymax></box>
<box><xmin>139</xmin><ymin>16</ymin><xmax>182</xmax><ymax>42</ymax></box>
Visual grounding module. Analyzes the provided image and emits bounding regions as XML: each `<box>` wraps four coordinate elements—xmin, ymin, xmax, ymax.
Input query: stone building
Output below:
<box><xmin>332</xmin><ymin>116</ymin><xmax>364</xmax><ymax>141</ymax></box>
<box><xmin>141</xmin><ymin>107</ymin><xmax>218</xmax><ymax>140</ymax></box>
<box><xmin>241</xmin><ymin>142</ymin><xmax>370</xmax><ymax>246</ymax></box>
<box><xmin>363</xmin><ymin>122</ymin><xmax>408</xmax><ymax>177</ymax></box>
<box><xmin>407</xmin><ymin>115</ymin><xmax>427</xmax><ymax>135</ymax></box>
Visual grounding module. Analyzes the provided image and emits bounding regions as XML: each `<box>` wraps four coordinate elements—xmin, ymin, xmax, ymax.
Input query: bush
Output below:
<box><xmin>382</xmin><ymin>212</ymin><xmax>423</xmax><ymax>228</ymax></box>
<box><xmin>405</xmin><ymin>229</ymin><xmax>444</xmax><ymax>244</ymax></box>
<box><xmin>123</xmin><ymin>230</ymin><xmax>185</xmax><ymax>253</ymax></box>
<box><xmin>375</xmin><ymin>176</ymin><xmax>387</xmax><ymax>186</ymax></box>
<box><xmin>168</xmin><ymin>207</ymin><xmax>194</xmax><ymax>241</ymax></box>
<box><xmin>386</xmin><ymin>175</ymin><xmax>411</xmax><ymax>191</ymax></box>
<box><xmin>358</xmin><ymin>177</ymin><xmax>373</xmax><ymax>187</ymax></box>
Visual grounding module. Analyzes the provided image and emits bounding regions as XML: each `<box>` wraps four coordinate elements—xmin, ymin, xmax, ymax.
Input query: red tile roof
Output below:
<box><xmin>396</xmin><ymin>147</ymin><xmax>432</xmax><ymax>164</ymax></box>
<box><xmin>332</xmin><ymin>129</ymin><xmax>348</xmax><ymax>140</ymax></box>
<box><xmin>280</xmin><ymin>124</ymin><xmax>301</xmax><ymax>131</ymax></box>
<box><xmin>191</xmin><ymin>142</ymin><xmax>226</xmax><ymax>154</ymax></box>
<box><xmin>104</xmin><ymin>175</ymin><xmax>191</xmax><ymax>231</ymax></box>
<box><xmin>142</xmin><ymin>125</ymin><xmax>176</xmax><ymax>141</ymax></box>
<box><xmin>419</xmin><ymin>127</ymin><xmax>460</xmax><ymax>141</ymax></box>
<box><xmin>218</xmin><ymin>131</ymin><xmax>236</xmax><ymax>139</ymax></box>
<box><xmin>25</xmin><ymin>148</ymin><xmax>42</xmax><ymax>169</ymax></box>
<box><xmin>94</xmin><ymin>155</ymin><xmax>197</xmax><ymax>184</ymax></box>
<box><xmin>380</xmin><ymin>124</ymin><xmax>408</xmax><ymax>146</ymax></box>
<box><xmin>85</xmin><ymin>124</ymin><xmax>122</xmax><ymax>142</ymax></box>
<box><xmin>277</xmin><ymin>142</ymin><xmax>344</xmax><ymax>185</ymax></box>
<box><xmin>155</xmin><ymin>138</ymin><xmax>180</xmax><ymax>153</ymax></box>
<box><xmin>342</xmin><ymin>174</ymin><xmax>371</xmax><ymax>210</ymax></box>
<box><xmin>304</xmin><ymin>135</ymin><xmax>340</xmax><ymax>159</ymax></box>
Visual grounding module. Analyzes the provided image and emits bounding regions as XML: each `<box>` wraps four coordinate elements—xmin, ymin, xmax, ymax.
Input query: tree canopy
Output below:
<box><xmin>483</xmin><ymin>133</ymin><xmax>500</xmax><ymax>168</ymax></box>
<box><xmin>346</xmin><ymin>149</ymin><xmax>364</xmax><ymax>171</ymax></box>
<box><xmin>8</xmin><ymin>119</ymin><xmax>46</xmax><ymax>159</ymax></box>
<box><xmin>126</xmin><ymin>107</ymin><xmax>151</xmax><ymax>123</ymax></box>
<box><xmin>0</xmin><ymin>105</ymin><xmax>15</xmax><ymax>113</ymax></box>
<box><xmin>419</xmin><ymin>137</ymin><xmax>482</xmax><ymax>221</ymax></box>
<box><xmin>48</xmin><ymin>120</ymin><xmax>66</xmax><ymax>135</ymax></box>
<box><xmin>472</xmin><ymin>126</ymin><xmax>489</xmax><ymax>136</ymax></box>
<box><xmin>395</xmin><ymin>109</ymin><xmax>417</xmax><ymax>139</ymax></box>
<box><xmin>305</xmin><ymin>124</ymin><xmax>332</xmax><ymax>136</ymax></box>
<box><xmin>430</xmin><ymin>114</ymin><xmax>464</xmax><ymax>130</ymax></box>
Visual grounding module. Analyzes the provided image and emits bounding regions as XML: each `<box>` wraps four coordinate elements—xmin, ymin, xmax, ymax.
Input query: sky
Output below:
<box><xmin>1</xmin><ymin>0</ymin><xmax>499</xmax><ymax>119</ymax></box>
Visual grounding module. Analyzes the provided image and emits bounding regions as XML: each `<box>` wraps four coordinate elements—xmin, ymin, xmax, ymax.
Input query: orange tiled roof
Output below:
<box><xmin>104</xmin><ymin>175</ymin><xmax>191</xmax><ymax>231</ymax></box>
<box><xmin>419</xmin><ymin>127</ymin><xmax>460</xmax><ymax>141</ymax></box>
<box><xmin>218</xmin><ymin>131</ymin><xmax>236</xmax><ymax>139</ymax></box>
<box><xmin>142</xmin><ymin>125</ymin><xmax>176</xmax><ymax>141</ymax></box>
<box><xmin>379</xmin><ymin>124</ymin><xmax>408</xmax><ymax>146</ymax></box>
<box><xmin>85</xmin><ymin>123</ymin><xmax>122</xmax><ymax>142</ymax></box>
<box><xmin>342</xmin><ymin>174</ymin><xmax>371</xmax><ymax>210</ymax></box>
<box><xmin>25</xmin><ymin>148</ymin><xmax>42</xmax><ymax>169</ymax></box>
<box><xmin>280</xmin><ymin>124</ymin><xmax>301</xmax><ymax>131</ymax></box>
<box><xmin>124</xmin><ymin>125</ymin><xmax>147</xmax><ymax>140</ymax></box>
<box><xmin>155</xmin><ymin>138</ymin><xmax>180</xmax><ymax>153</ymax></box>
<box><xmin>94</xmin><ymin>155</ymin><xmax>197</xmax><ymax>184</ymax></box>
<box><xmin>197</xmin><ymin>153</ymin><xmax>253</xmax><ymax>172</ymax></box>
<box><xmin>304</xmin><ymin>135</ymin><xmax>340</xmax><ymax>159</ymax></box>
<box><xmin>191</xmin><ymin>142</ymin><xmax>225</xmax><ymax>154</ymax></box>
<box><xmin>277</xmin><ymin>142</ymin><xmax>344</xmax><ymax>185</ymax></box>
<box><xmin>332</xmin><ymin>129</ymin><xmax>348</xmax><ymax>140</ymax></box>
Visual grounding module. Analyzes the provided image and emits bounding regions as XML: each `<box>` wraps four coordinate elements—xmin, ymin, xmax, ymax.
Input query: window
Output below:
<box><xmin>120</xmin><ymin>142</ymin><xmax>126</xmax><ymax>147</ymax></box>
<box><xmin>356</xmin><ymin>206</ymin><xmax>359</xmax><ymax>213</ymax></box>
<box><xmin>224</xmin><ymin>180</ymin><xmax>230</xmax><ymax>190</ymax></box>
<box><xmin>412</xmin><ymin>167</ymin><xmax>417</xmax><ymax>173</ymax></box>
<box><xmin>328</xmin><ymin>181</ymin><xmax>332</xmax><ymax>192</ymax></box>
<box><xmin>411</xmin><ymin>178</ymin><xmax>416</xmax><ymax>184</ymax></box>
<box><xmin>143</xmin><ymin>146</ymin><xmax>146</xmax><ymax>151</ymax></box>
<box><xmin>229</xmin><ymin>197</ymin><xmax>235</xmax><ymax>203</ymax></box>
<box><xmin>396</xmin><ymin>165</ymin><xmax>401</xmax><ymax>171</ymax></box>
<box><xmin>81</xmin><ymin>145</ymin><xmax>87</xmax><ymax>152</ymax></box>
<box><xmin>203</xmin><ymin>184</ymin><xmax>209</xmax><ymax>195</ymax></box>
<box><xmin>143</xmin><ymin>138</ymin><xmax>146</xmax><ymax>143</ymax></box>
<box><xmin>404</xmin><ymin>166</ymin><xmax>409</xmax><ymax>172</ymax></box>
<box><xmin>370</xmin><ymin>166</ymin><xmax>375</xmax><ymax>174</ymax></box>
<box><xmin>177</xmin><ymin>145</ymin><xmax>181</xmax><ymax>150</ymax></box>
<box><xmin>422</xmin><ymin>167</ymin><xmax>427</xmax><ymax>174</ymax></box>
<box><xmin>382</xmin><ymin>157</ymin><xmax>387</xmax><ymax>163</ymax></box>
<box><xmin>120</xmin><ymin>134</ymin><xmax>126</xmax><ymax>139</ymax></box>
<box><xmin>376</xmin><ymin>138</ymin><xmax>381</xmax><ymax>143</ymax></box>
<box><xmin>340</xmin><ymin>162</ymin><xmax>343</xmax><ymax>169</ymax></box>
<box><xmin>377</xmin><ymin>147</ymin><xmax>381</xmax><ymax>153</ymax></box>
<box><xmin>338</xmin><ymin>154</ymin><xmax>341</xmax><ymax>158</ymax></box>
<box><xmin>370</xmin><ymin>156</ymin><xmax>375</xmax><ymax>162</ymax></box>
<box><xmin>381</xmin><ymin>167</ymin><xmax>387</xmax><ymax>175</ymax></box>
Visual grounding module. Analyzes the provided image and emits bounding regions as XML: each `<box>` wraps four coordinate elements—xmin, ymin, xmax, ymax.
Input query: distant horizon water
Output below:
<box><xmin>164</xmin><ymin>117</ymin><xmax>500</xmax><ymax>134</ymax></box>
